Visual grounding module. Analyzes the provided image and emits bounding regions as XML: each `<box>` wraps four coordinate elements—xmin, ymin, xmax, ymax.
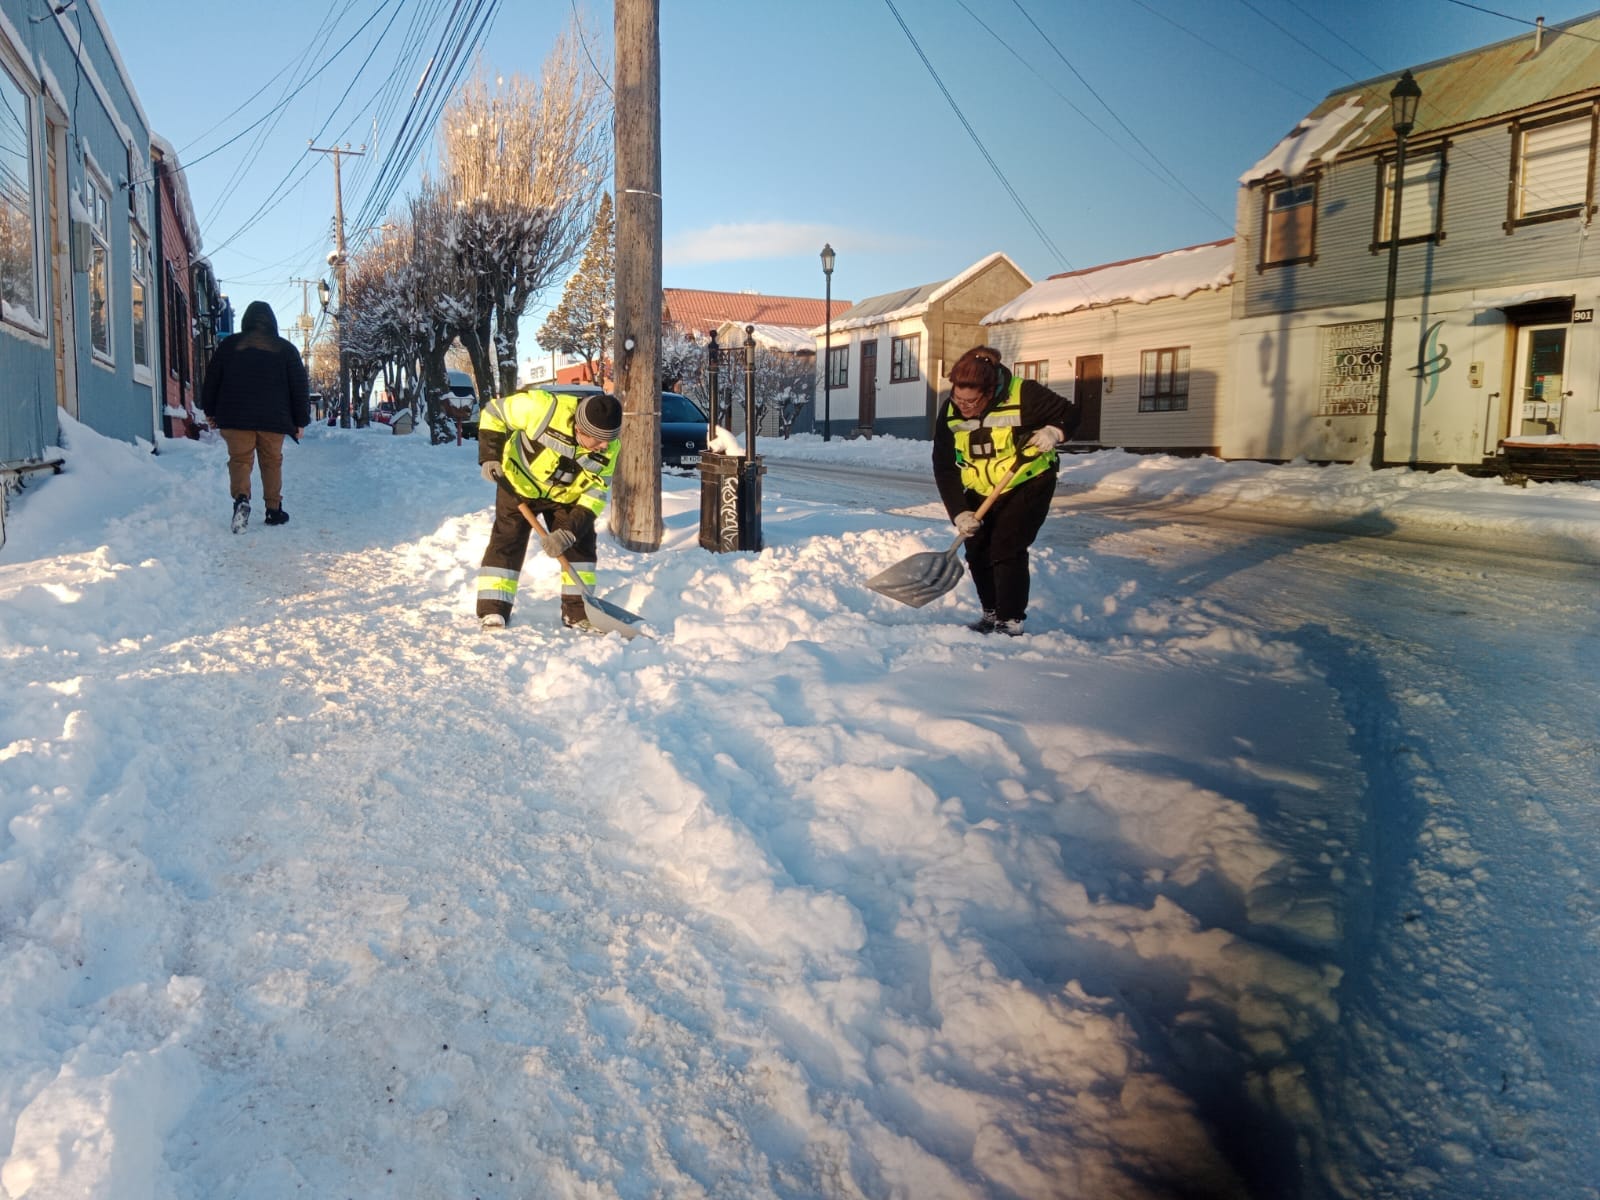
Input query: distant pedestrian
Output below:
<box><xmin>475</xmin><ymin>388</ymin><xmax>623</xmax><ymax>632</ymax></box>
<box><xmin>201</xmin><ymin>300</ymin><xmax>309</xmax><ymax>533</ymax></box>
<box><xmin>932</xmin><ymin>345</ymin><xmax>1076</xmax><ymax>636</ymax></box>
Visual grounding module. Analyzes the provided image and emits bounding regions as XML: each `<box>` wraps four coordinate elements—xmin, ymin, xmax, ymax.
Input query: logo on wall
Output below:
<box><xmin>1407</xmin><ymin>320</ymin><xmax>1450</xmax><ymax>406</ymax></box>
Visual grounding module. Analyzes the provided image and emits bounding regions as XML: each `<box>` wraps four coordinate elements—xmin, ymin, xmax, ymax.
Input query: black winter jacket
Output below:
<box><xmin>201</xmin><ymin>301</ymin><xmax>311</xmax><ymax>435</ymax></box>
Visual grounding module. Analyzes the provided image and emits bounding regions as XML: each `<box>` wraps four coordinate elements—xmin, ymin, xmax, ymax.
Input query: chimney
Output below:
<box><xmin>1535</xmin><ymin>15</ymin><xmax>1545</xmax><ymax>53</ymax></box>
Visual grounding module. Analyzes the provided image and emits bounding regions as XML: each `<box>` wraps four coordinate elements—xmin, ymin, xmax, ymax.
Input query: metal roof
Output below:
<box><xmin>662</xmin><ymin>289</ymin><xmax>849</xmax><ymax>336</ymax></box>
<box><xmin>1244</xmin><ymin>10</ymin><xmax>1600</xmax><ymax>183</ymax></box>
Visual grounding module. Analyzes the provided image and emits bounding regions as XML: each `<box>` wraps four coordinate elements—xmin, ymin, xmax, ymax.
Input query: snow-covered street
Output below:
<box><xmin>2</xmin><ymin>419</ymin><xmax>1597</xmax><ymax>1199</ymax></box>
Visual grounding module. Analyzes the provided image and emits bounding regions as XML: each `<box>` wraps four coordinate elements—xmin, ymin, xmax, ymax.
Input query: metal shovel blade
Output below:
<box><xmin>865</xmin><ymin>536</ymin><xmax>966</xmax><ymax>608</ymax></box>
<box><xmin>517</xmin><ymin>499</ymin><xmax>652</xmax><ymax>639</ymax></box>
<box><xmin>577</xmin><ymin>586</ymin><xmax>650</xmax><ymax>640</ymax></box>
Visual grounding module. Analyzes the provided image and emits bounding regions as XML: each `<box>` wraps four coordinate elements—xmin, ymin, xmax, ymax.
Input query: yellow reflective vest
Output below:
<box><xmin>945</xmin><ymin>376</ymin><xmax>1057</xmax><ymax>495</ymax></box>
<box><xmin>480</xmin><ymin>389</ymin><xmax>617</xmax><ymax>514</ymax></box>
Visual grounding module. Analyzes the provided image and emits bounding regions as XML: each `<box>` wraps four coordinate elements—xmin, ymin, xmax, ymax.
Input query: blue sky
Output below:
<box><xmin>107</xmin><ymin>0</ymin><xmax>1597</xmax><ymax>341</ymax></box>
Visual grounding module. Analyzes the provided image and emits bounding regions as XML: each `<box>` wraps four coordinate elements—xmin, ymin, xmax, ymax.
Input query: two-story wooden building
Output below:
<box><xmin>1228</xmin><ymin>11</ymin><xmax>1600</xmax><ymax>467</ymax></box>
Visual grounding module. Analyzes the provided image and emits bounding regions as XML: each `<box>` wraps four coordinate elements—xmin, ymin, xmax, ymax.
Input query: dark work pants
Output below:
<box><xmin>961</xmin><ymin>467</ymin><xmax>1056</xmax><ymax>623</ymax></box>
<box><xmin>476</xmin><ymin>488</ymin><xmax>597</xmax><ymax>623</ymax></box>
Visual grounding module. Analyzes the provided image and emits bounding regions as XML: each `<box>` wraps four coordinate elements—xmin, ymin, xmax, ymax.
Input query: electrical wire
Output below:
<box><xmin>1006</xmin><ymin>0</ymin><xmax>1232</xmax><ymax>233</ymax></box>
<box><xmin>952</xmin><ymin>0</ymin><xmax>1233</xmax><ymax>234</ymax></box>
<box><xmin>880</xmin><ymin>0</ymin><xmax>1075</xmax><ymax>274</ymax></box>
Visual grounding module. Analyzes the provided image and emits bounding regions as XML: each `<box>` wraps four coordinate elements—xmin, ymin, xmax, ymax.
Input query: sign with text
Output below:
<box><xmin>1318</xmin><ymin>320</ymin><xmax>1383</xmax><ymax>416</ymax></box>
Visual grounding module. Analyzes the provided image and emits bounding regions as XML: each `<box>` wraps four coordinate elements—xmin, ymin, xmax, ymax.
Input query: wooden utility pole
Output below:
<box><xmin>610</xmin><ymin>0</ymin><xmax>663</xmax><ymax>552</ymax></box>
<box><xmin>289</xmin><ymin>276</ymin><xmax>318</xmax><ymax>356</ymax></box>
<box><xmin>310</xmin><ymin>142</ymin><xmax>364</xmax><ymax>427</ymax></box>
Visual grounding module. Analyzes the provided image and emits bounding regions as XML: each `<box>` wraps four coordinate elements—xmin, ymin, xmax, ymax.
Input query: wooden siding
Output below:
<box><xmin>1241</xmin><ymin>114</ymin><xmax>1600</xmax><ymax>319</ymax></box>
<box><xmin>987</xmin><ymin>286</ymin><xmax>1232</xmax><ymax>452</ymax></box>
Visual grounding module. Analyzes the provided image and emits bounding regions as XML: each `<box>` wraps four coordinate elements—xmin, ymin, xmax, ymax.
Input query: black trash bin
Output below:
<box><xmin>698</xmin><ymin>450</ymin><xmax>764</xmax><ymax>552</ymax></box>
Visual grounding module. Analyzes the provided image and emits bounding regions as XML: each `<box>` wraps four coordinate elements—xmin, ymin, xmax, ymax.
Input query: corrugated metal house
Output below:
<box><xmin>983</xmin><ymin>239</ymin><xmax>1235</xmax><ymax>455</ymax></box>
<box><xmin>813</xmin><ymin>253</ymin><xmax>1031</xmax><ymax>439</ymax></box>
<box><xmin>1</xmin><ymin>0</ymin><xmax>160</xmax><ymax>481</ymax></box>
<box><xmin>1229</xmin><ymin>10</ymin><xmax>1600</xmax><ymax>466</ymax></box>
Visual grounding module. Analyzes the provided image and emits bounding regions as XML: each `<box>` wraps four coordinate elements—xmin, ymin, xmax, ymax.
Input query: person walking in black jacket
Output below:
<box><xmin>201</xmin><ymin>300</ymin><xmax>310</xmax><ymax>532</ymax></box>
<box><xmin>932</xmin><ymin>345</ymin><xmax>1076</xmax><ymax>636</ymax></box>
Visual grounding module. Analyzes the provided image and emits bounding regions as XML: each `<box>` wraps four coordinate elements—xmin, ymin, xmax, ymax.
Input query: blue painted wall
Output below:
<box><xmin>1</xmin><ymin>0</ymin><xmax>154</xmax><ymax>466</ymax></box>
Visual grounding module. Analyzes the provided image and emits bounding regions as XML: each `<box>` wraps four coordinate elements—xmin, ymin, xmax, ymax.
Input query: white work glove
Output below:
<box><xmin>1026</xmin><ymin>425</ymin><xmax>1064</xmax><ymax>454</ymax></box>
<box><xmin>953</xmin><ymin>511</ymin><xmax>981</xmax><ymax>537</ymax></box>
<box><xmin>539</xmin><ymin>527</ymin><xmax>577</xmax><ymax>559</ymax></box>
<box><xmin>480</xmin><ymin>460</ymin><xmax>503</xmax><ymax>484</ymax></box>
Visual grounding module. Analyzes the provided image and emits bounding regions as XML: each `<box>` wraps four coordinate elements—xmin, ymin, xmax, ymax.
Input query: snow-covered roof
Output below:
<box><xmin>1242</xmin><ymin>97</ymin><xmax>1380</xmax><ymax>185</ymax></box>
<box><xmin>821</xmin><ymin>252</ymin><xmax>1030</xmax><ymax>334</ymax></box>
<box><xmin>984</xmin><ymin>240</ymin><xmax>1235</xmax><ymax>324</ymax></box>
<box><xmin>1242</xmin><ymin>12</ymin><xmax>1600</xmax><ymax>186</ymax></box>
<box><xmin>713</xmin><ymin>321</ymin><xmax>815</xmax><ymax>354</ymax></box>
<box><xmin>150</xmin><ymin>133</ymin><xmax>202</xmax><ymax>254</ymax></box>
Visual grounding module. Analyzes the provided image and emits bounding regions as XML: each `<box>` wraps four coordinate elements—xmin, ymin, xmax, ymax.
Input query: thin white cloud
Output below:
<box><xmin>665</xmin><ymin>221</ymin><xmax>919</xmax><ymax>265</ymax></box>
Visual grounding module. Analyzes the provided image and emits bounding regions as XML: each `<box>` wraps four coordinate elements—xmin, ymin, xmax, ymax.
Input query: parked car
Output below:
<box><xmin>543</xmin><ymin>384</ymin><xmax>710</xmax><ymax>468</ymax></box>
<box><xmin>447</xmin><ymin>369</ymin><xmax>480</xmax><ymax>438</ymax></box>
<box><xmin>659</xmin><ymin>390</ymin><xmax>710</xmax><ymax>468</ymax></box>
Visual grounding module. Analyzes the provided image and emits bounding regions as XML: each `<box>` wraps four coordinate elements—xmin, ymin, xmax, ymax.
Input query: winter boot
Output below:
<box><xmin>995</xmin><ymin>618</ymin><xmax>1025</xmax><ymax>637</ymax></box>
<box><xmin>967</xmin><ymin>610</ymin><xmax>998</xmax><ymax>633</ymax></box>
<box><xmin>231</xmin><ymin>495</ymin><xmax>250</xmax><ymax>534</ymax></box>
<box><xmin>480</xmin><ymin>613</ymin><xmax>507</xmax><ymax>631</ymax></box>
<box><xmin>264</xmin><ymin>507</ymin><xmax>290</xmax><ymax>526</ymax></box>
<box><xmin>562</xmin><ymin>613</ymin><xmax>602</xmax><ymax>635</ymax></box>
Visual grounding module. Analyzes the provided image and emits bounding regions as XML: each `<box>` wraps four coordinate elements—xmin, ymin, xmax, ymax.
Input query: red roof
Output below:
<box><xmin>663</xmin><ymin>289</ymin><xmax>852</xmax><ymax>336</ymax></box>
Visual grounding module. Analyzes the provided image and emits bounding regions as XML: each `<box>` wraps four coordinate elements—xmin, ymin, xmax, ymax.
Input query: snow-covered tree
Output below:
<box><xmin>536</xmin><ymin>192</ymin><xmax>613</xmax><ymax>385</ymax></box>
<box><xmin>439</xmin><ymin>26</ymin><xmax>611</xmax><ymax>398</ymax></box>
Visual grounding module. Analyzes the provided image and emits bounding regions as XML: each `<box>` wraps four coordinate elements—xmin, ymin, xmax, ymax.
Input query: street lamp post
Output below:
<box><xmin>1372</xmin><ymin>68</ymin><xmax>1422</xmax><ymax>470</ymax></box>
<box><xmin>821</xmin><ymin>243</ymin><xmax>835</xmax><ymax>442</ymax></box>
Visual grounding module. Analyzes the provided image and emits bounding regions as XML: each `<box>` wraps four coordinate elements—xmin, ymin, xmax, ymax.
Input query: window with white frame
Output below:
<box><xmin>85</xmin><ymin>168</ymin><xmax>112</xmax><ymax>361</ymax></box>
<box><xmin>890</xmin><ymin>333</ymin><xmax>920</xmax><ymax>382</ymax></box>
<box><xmin>827</xmin><ymin>344</ymin><xmax>848</xmax><ymax>388</ymax></box>
<box><xmin>1377</xmin><ymin>148</ymin><xmax>1444</xmax><ymax>245</ymax></box>
<box><xmin>1512</xmin><ymin>112</ymin><xmax>1594</xmax><ymax>224</ymax></box>
<box><xmin>130</xmin><ymin>230</ymin><xmax>150</xmax><ymax>370</ymax></box>
<box><xmin>1016</xmin><ymin>359</ymin><xmax>1049</xmax><ymax>386</ymax></box>
<box><xmin>1139</xmin><ymin>346</ymin><xmax>1190</xmax><ymax>412</ymax></box>
<box><xmin>0</xmin><ymin>60</ymin><xmax>42</xmax><ymax>330</ymax></box>
<box><xmin>1261</xmin><ymin>179</ymin><xmax>1317</xmax><ymax>266</ymax></box>
<box><xmin>129</xmin><ymin>156</ymin><xmax>151</xmax><ymax>372</ymax></box>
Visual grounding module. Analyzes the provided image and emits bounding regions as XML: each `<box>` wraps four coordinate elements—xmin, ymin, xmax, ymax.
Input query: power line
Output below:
<box><xmin>1007</xmin><ymin>0</ymin><xmax>1232</xmax><ymax>234</ymax></box>
<box><xmin>879</xmin><ymin>0</ymin><xmax>1075</xmax><ymax>273</ymax></box>
<box><xmin>1231</xmin><ymin>0</ymin><xmax>1360</xmax><ymax>79</ymax></box>
<box><xmin>953</xmin><ymin>0</ymin><xmax>1233</xmax><ymax>234</ymax></box>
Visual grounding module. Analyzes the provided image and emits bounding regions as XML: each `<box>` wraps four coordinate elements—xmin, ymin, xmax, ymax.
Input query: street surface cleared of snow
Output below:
<box><xmin>1</xmin><ymin>419</ymin><xmax>1597</xmax><ymax>1199</ymax></box>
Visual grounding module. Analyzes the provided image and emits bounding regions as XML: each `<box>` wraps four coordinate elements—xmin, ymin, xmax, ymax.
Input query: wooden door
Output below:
<box><xmin>1074</xmin><ymin>354</ymin><xmax>1103</xmax><ymax>442</ymax></box>
<box><xmin>858</xmin><ymin>339</ymin><xmax>877</xmax><ymax>432</ymax></box>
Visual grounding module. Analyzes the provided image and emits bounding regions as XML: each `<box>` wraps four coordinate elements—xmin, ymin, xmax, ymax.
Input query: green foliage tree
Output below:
<box><xmin>536</xmin><ymin>192</ymin><xmax>614</xmax><ymax>384</ymax></box>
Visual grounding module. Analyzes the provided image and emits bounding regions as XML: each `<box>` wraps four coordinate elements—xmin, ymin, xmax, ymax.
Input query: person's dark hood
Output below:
<box><xmin>240</xmin><ymin>300</ymin><xmax>279</xmax><ymax>337</ymax></box>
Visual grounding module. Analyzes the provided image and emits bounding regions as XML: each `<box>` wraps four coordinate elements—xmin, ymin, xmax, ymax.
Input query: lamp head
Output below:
<box><xmin>1390</xmin><ymin>69</ymin><xmax>1421</xmax><ymax>139</ymax></box>
<box><xmin>820</xmin><ymin>243</ymin><xmax>835</xmax><ymax>275</ymax></box>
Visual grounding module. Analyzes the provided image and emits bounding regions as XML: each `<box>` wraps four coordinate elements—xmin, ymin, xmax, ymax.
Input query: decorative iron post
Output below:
<box><xmin>821</xmin><ymin>243</ymin><xmax>834</xmax><ymax>441</ymax></box>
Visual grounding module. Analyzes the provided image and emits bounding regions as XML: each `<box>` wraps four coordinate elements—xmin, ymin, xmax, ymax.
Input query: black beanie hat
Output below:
<box><xmin>576</xmin><ymin>393</ymin><xmax>622</xmax><ymax>441</ymax></box>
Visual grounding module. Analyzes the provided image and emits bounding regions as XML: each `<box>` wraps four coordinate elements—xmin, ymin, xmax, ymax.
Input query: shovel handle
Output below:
<box><xmin>517</xmin><ymin>500</ymin><xmax>590</xmax><ymax>597</ymax></box>
<box><xmin>959</xmin><ymin>457</ymin><xmax>1029</xmax><ymax>535</ymax></box>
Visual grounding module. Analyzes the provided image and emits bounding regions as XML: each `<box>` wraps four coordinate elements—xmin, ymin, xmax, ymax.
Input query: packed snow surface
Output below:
<box><xmin>2</xmin><ymin>419</ymin><xmax>1597</xmax><ymax>1198</ymax></box>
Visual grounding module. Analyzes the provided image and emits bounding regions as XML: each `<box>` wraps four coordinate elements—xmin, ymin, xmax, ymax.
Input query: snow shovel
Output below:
<box><xmin>517</xmin><ymin>501</ymin><xmax>651</xmax><ymax>640</ymax></box>
<box><xmin>866</xmin><ymin>460</ymin><xmax>1025</xmax><ymax>609</ymax></box>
